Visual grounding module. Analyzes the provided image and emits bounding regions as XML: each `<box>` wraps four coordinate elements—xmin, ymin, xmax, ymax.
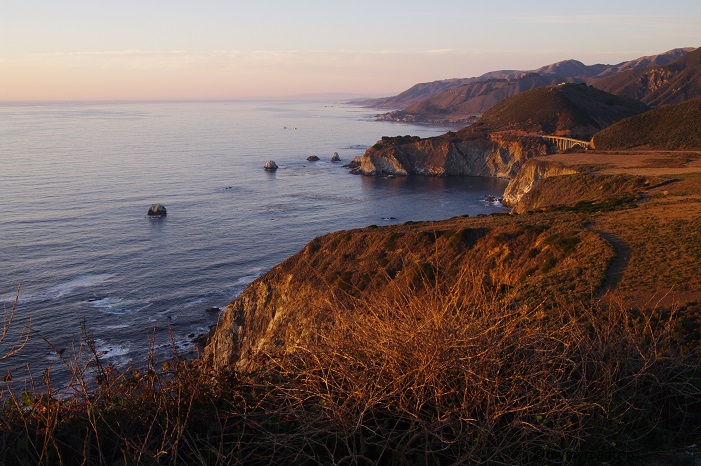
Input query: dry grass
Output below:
<box><xmin>265</xmin><ymin>270</ymin><xmax>701</xmax><ymax>464</ymax></box>
<box><xmin>2</xmin><ymin>266</ymin><xmax>700</xmax><ymax>465</ymax></box>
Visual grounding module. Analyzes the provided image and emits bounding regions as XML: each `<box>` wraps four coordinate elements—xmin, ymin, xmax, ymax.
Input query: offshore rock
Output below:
<box><xmin>306</xmin><ymin>155</ymin><xmax>320</xmax><ymax>161</ymax></box>
<box><xmin>343</xmin><ymin>156</ymin><xmax>363</xmax><ymax>169</ymax></box>
<box><xmin>331</xmin><ymin>152</ymin><xmax>341</xmax><ymax>162</ymax></box>
<box><xmin>264</xmin><ymin>160</ymin><xmax>278</xmax><ymax>170</ymax></box>
<box><xmin>147</xmin><ymin>204</ymin><xmax>167</xmax><ymax>217</ymax></box>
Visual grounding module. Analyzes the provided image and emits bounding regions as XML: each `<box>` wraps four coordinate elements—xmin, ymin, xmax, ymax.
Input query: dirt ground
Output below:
<box><xmin>537</xmin><ymin>150</ymin><xmax>701</xmax><ymax>308</ymax></box>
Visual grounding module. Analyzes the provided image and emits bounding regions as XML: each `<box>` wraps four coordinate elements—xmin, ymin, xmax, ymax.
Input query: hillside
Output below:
<box><xmin>206</xmin><ymin>212</ymin><xmax>616</xmax><ymax>371</ymax></box>
<box><xmin>362</xmin><ymin>48</ymin><xmax>690</xmax><ymax>120</ymax></box>
<box><xmin>356</xmin><ymin>84</ymin><xmax>649</xmax><ymax>178</ymax></box>
<box><xmin>377</xmin><ymin>74</ymin><xmax>583</xmax><ymax>126</ymax></box>
<box><xmin>352</xmin><ymin>77</ymin><xmax>482</xmax><ymax>110</ymax></box>
<box><xmin>460</xmin><ymin>83</ymin><xmax>649</xmax><ymax>139</ymax></box>
<box><xmin>591</xmin><ymin>98</ymin><xmax>701</xmax><ymax>150</ymax></box>
<box><xmin>591</xmin><ymin>47</ymin><xmax>701</xmax><ymax>106</ymax></box>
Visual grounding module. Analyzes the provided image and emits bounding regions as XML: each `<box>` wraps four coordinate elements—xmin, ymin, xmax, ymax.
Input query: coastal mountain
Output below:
<box><xmin>353</xmin><ymin>77</ymin><xmax>484</xmax><ymax>110</ymax></box>
<box><xmin>460</xmin><ymin>83</ymin><xmax>649</xmax><ymax>138</ymax></box>
<box><xmin>591</xmin><ymin>97</ymin><xmax>701</xmax><ymax>150</ymax></box>
<box><xmin>377</xmin><ymin>74</ymin><xmax>583</xmax><ymax>126</ymax></box>
<box><xmin>359</xmin><ymin>48</ymin><xmax>691</xmax><ymax>122</ymax></box>
<box><xmin>591</xmin><ymin>47</ymin><xmax>701</xmax><ymax>106</ymax></box>
<box><xmin>356</xmin><ymin>84</ymin><xmax>650</xmax><ymax>178</ymax></box>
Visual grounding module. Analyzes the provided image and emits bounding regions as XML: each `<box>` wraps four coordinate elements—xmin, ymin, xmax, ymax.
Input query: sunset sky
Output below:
<box><xmin>1</xmin><ymin>0</ymin><xmax>699</xmax><ymax>101</ymax></box>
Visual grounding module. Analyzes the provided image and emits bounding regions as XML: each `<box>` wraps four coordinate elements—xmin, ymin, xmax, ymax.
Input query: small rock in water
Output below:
<box><xmin>147</xmin><ymin>204</ymin><xmax>167</xmax><ymax>217</ymax></box>
<box><xmin>264</xmin><ymin>160</ymin><xmax>278</xmax><ymax>170</ymax></box>
<box><xmin>331</xmin><ymin>152</ymin><xmax>341</xmax><ymax>162</ymax></box>
<box><xmin>205</xmin><ymin>307</ymin><xmax>221</xmax><ymax>313</ymax></box>
<box><xmin>307</xmin><ymin>155</ymin><xmax>320</xmax><ymax>161</ymax></box>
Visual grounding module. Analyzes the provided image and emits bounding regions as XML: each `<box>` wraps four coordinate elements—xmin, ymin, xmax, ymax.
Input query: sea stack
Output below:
<box><xmin>264</xmin><ymin>160</ymin><xmax>278</xmax><ymax>170</ymax></box>
<box><xmin>147</xmin><ymin>204</ymin><xmax>167</xmax><ymax>217</ymax></box>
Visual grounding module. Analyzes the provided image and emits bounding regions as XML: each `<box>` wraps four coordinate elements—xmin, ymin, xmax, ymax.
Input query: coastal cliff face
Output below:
<box><xmin>501</xmin><ymin>159</ymin><xmax>580</xmax><ymax>208</ymax></box>
<box><xmin>359</xmin><ymin>133</ymin><xmax>550</xmax><ymax>178</ymax></box>
<box><xmin>502</xmin><ymin>157</ymin><xmax>654</xmax><ymax>214</ymax></box>
<box><xmin>205</xmin><ymin>214</ymin><xmax>614</xmax><ymax>372</ymax></box>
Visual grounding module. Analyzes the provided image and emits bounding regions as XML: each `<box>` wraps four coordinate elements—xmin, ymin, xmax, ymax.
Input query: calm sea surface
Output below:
<box><xmin>0</xmin><ymin>101</ymin><xmax>508</xmax><ymax>383</ymax></box>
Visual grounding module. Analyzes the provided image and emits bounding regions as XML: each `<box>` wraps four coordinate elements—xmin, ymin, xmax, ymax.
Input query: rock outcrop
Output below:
<box><xmin>264</xmin><ymin>160</ymin><xmax>278</xmax><ymax>170</ymax></box>
<box><xmin>307</xmin><ymin>155</ymin><xmax>320</xmax><ymax>161</ymax></box>
<box><xmin>147</xmin><ymin>204</ymin><xmax>167</xmax><ymax>217</ymax></box>
<box><xmin>331</xmin><ymin>152</ymin><xmax>341</xmax><ymax>162</ymax></box>
<box><xmin>359</xmin><ymin>133</ymin><xmax>549</xmax><ymax>178</ymax></box>
<box><xmin>501</xmin><ymin>159</ymin><xmax>579</xmax><ymax>208</ymax></box>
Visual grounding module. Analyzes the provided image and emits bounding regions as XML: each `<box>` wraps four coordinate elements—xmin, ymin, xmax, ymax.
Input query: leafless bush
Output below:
<box><xmin>1</xmin><ymin>270</ymin><xmax>699</xmax><ymax>465</ymax></box>
<box><xmin>264</xmin><ymin>268</ymin><xmax>701</xmax><ymax>464</ymax></box>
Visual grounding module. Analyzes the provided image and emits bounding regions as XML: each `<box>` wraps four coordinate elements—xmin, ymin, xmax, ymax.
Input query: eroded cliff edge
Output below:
<box><xmin>359</xmin><ymin>132</ymin><xmax>549</xmax><ymax>178</ymax></box>
<box><xmin>204</xmin><ymin>214</ymin><xmax>615</xmax><ymax>372</ymax></box>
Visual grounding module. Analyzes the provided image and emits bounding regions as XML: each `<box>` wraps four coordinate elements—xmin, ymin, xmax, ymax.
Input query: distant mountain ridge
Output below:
<box><xmin>359</xmin><ymin>48</ymin><xmax>694</xmax><ymax>126</ymax></box>
<box><xmin>377</xmin><ymin>74</ymin><xmax>584</xmax><ymax>126</ymax></box>
<box><xmin>591</xmin><ymin>47</ymin><xmax>701</xmax><ymax>106</ymax></box>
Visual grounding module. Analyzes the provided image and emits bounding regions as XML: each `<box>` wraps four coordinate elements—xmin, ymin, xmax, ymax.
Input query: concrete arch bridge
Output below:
<box><xmin>541</xmin><ymin>135</ymin><xmax>590</xmax><ymax>151</ymax></box>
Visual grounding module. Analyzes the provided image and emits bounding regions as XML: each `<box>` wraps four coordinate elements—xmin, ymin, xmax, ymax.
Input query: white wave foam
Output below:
<box><xmin>88</xmin><ymin>296</ymin><xmax>151</xmax><ymax>315</ymax></box>
<box><xmin>49</xmin><ymin>274</ymin><xmax>113</xmax><ymax>298</ymax></box>
<box><xmin>93</xmin><ymin>339</ymin><xmax>132</xmax><ymax>360</ymax></box>
<box><xmin>102</xmin><ymin>323</ymin><xmax>131</xmax><ymax>330</ymax></box>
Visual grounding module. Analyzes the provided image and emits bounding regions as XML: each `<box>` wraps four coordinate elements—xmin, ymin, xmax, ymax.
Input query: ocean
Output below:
<box><xmin>0</xmin><ymin>100</ymin><xmax>508</xmax><ymax>385</ymax></box>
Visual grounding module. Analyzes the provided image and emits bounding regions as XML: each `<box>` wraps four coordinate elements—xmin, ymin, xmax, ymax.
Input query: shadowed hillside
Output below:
<box><xmin>592</xmin><ymin>98</ymin><xmax>701</xmax><ymax>150</ymax></box>
<box><xmin>459</xmin><ymin>83</ymin><xmax>649</xmax><ymax>139</ymax></box>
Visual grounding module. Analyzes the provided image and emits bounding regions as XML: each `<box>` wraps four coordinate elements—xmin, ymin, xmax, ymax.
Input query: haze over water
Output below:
<box><xmin>0</xmin><ymin>100</ymin><xmax>508</xmax><ymax>384</ymax></box>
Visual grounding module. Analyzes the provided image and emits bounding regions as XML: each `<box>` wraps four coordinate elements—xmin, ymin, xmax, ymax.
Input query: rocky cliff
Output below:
<box><xmin>501</xmin><ymin>159</ymin><xmax>579</xmax><ymax>208</ymax></box>
<box><xmin>359</xmin><ymin>132</ymin><xmax>550</xmax><ymax>177</ymax></box>
<box><xmin>204</xmin><ymin>214</ymin><xmax>614</xmax><ymax>372</ymax></box>
<box><xmin>508</xmin><ymin>172</ymin><xmax>651</xmax><ymax>214</ymax></box>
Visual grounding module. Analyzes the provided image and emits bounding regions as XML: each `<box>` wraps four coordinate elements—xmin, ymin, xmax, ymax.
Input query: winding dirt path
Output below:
<box><xmin>590</xmin><ymin>227</ymin><xmax>632</xmax><ymax>297</ymax></box>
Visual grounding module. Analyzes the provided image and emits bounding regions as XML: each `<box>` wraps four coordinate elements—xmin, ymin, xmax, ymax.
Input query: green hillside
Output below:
<box><xmin>592</xmin><ymin>98</ymin><xmax>701</xmax><ymax>149</ymax></box>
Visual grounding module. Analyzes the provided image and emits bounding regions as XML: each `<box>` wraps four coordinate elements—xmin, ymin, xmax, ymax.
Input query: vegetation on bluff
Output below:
<box><xmin>459</xmin><ymin>83</ymin><xmax>650</xmax><ymax>139</ymax></box>
<box><xmin>2</xmin><ymin>262</ymin><xmax>700</xmax><ymax>465</ymax></box>
<box><xmin>592</xmin><ymin>98</ymin><xmax>701</xmax><ymax>150</ymax></box>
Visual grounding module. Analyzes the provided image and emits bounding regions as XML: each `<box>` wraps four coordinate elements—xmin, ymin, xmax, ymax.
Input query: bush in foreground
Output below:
<box><xmin>1</xmin><ymin>271</ymin><xmax>700</xmax><ymax>465</ymax></box>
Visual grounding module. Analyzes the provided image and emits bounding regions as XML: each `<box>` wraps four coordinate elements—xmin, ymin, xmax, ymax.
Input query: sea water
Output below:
<box><xmin>0</xmin><ymin>100</ymin><xmax>508</xmax><ymax>385</ymax></box>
